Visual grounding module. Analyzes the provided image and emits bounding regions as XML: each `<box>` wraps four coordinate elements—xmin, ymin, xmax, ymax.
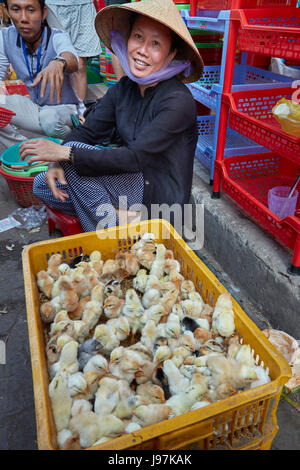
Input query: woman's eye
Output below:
<box><xmin>135</xmin><ymin>33</ymin><xmax>142</xmax><ymax>40</ymax></box>
<box><xmin>152</xmin><ymin>40</ymin><xmax>160</xmax><ymax>47</ymax></box>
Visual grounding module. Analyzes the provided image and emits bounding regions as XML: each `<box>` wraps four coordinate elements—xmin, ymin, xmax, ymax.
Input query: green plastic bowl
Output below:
<box><xmin>1</xmin><ymin>137</ymin><xmax>61</xmax><ymax>167</ymax></box>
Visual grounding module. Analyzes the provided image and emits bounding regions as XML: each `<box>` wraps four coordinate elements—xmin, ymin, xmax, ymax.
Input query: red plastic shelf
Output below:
<box><xmin>0</xmin><ymin>106</ymin><xmax>15</xmax><ymax>128</ymax></box>
<box><xmin>223</xmin><ymin>87</ymin><xmax>300</xmax><ymax>164</ymax></box>
<box><xmin>230</xmin><ymin>9</ymin><xmax>300</xmax><ymax>60</ymax></box>
<box><xmin>192</xmin><ymin>0</ymin><xmax>296</xmax><ymax>11</ymax></box>
<box><xmin>219</xmin><ymin>153</ymin><xmax>300</xmax><ymax>255</ymax></box>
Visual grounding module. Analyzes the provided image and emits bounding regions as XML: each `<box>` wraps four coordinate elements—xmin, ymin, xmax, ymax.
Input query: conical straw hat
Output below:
<box><xmin>95</xmin><ymin>0</ymin><xmax>203</xmax><ymax>83</ymax></box>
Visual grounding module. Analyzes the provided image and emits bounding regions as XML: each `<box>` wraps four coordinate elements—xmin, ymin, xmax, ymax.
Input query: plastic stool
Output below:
<box><xmin>46</xmin><ymin>205</ymin><xmax>83</xmax><ymax>236</ymax></box>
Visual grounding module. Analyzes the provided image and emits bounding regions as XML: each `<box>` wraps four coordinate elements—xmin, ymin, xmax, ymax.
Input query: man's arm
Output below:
<box><xmin>31</xmin><ymin>30</ymin><xmax>79</xmax><ymax>103</ymax></box>
<box><xmin>0</xmin><ymin>31</ymin><xmax>10</xmax><ymax>81</ymax></box>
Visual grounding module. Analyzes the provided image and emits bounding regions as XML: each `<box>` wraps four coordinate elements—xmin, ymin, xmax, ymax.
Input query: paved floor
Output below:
<box><xmin>0</xmin><ymin>170</ymin><xmax>299</xmax><ymax>450</ymax></box>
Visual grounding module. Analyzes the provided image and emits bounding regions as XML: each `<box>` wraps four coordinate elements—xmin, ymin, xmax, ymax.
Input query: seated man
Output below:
<box><xmin>0</xmin><ymin>0</ymin><xmax>82</xmax><ymax>150</ymax></box>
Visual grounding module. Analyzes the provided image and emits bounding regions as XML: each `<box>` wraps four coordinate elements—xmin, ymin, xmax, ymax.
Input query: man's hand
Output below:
<box><xmin>31</xmin><ymin>59</ymin><xmax>65</xmax><ymax>103</ymax></box>
<box><xmin>45</xmin><ymin>162</ymin><xmax>69</xmax><ymax>202</ymax></box>
<box><xmin>19</xmin><ymin>138</ymin><xmax>70</xmax><ymax>164</ymax></box>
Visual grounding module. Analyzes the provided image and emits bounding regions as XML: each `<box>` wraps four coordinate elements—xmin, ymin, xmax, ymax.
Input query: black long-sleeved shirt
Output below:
<box><xmin>64</xmin><ymin>76</ymin><xmax>198</xmax><ymax>215</ymax></box>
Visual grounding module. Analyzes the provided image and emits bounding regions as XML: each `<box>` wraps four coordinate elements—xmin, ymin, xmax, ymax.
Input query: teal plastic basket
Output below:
<box><xmin>1</xmin><ymin>137</ymin><xmax>61</xmax><ymax>168</ymax></box>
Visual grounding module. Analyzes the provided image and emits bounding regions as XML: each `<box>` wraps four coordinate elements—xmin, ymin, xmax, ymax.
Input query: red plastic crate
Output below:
<box><xmin>220</xmin><ymin>153</ymin><xmax>300</xmax><ymax>258</ymax></box>
<box><xmin>230</xmin><ymin>9</ymin><xmax>300</xmax><ymax>61</ymax></box>
<box><xmin>0</xmin><ymin>165</ymin><xmax>42</xmax><ymax>207</ymax></box>
<box><xmin>192</xmin><ymin>0</ymin><xmax>296</xmax><ymax>11</ymax></box>
<box><xmin>223</xmin><ymin>87</ymin><xmax>300</xmax><ymax>164</ymax></box>
<box><xmin>46</xmin><ymin>205</ymin><xmax>83</xmax><ymax>236</ymax></box>
<box><xmin>0</xmin><ymin>107</ymin><xmax>15</xmax><ymax>128</ymax></box>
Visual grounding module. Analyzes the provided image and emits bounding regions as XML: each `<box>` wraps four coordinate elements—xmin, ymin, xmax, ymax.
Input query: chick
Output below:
<box><xmin>153</xmin><ymin>345</ymin><xmax>172</xmax><ymax>365</ymax></box>
<box><xmin>163</xmin><ymin>258</ymin><xmax>181</xmax><ymax>274</ymax></box>
<box><xmin>74</xmin><ymin>371</ymin><xmax>101</xmax><ymax>401</ymax></box>
<box><xmin>132</xmin><ymin>269</ymin><xmax>148</xmax><ymax>293</ymax></box>
<box><xmin>122</xmin><ymin>289</ymin><xmax>144</xmax><ymax>327</ymax></box>
<box><xmin>71</xmin><ymin>399</ymin><xmax>93</xmax><ymax>417</ymax></box>
<box><xmin>37</xmin><ymin>270</ymin><xmax>54</xmax><ymax>299</ymax></box>
<box><xmin>81</xmin><ymin>286</ymin><xmax>104</xmax><ymax>331</ymax></box>
<box><xmin>50</xmin><ymin>340</ymin><xmax>79</xmax><ymax>378</ymax></box>
<box><xmin>140</xmin><ymin>319</ymin><xmax>157</xmax><ymax>350</ymax></box>
<box><xmin>67</xmin><ymin>372</ymin><xmax>87</xmax><ymax>396</ymax></box>
<box><xmin>250</xmin><ymin>365</ymin><xmax>271</xmax><ymax>389</ymax></box>
<box><xmin>68</xmin><ymin>296</ymin><xmax>91</xmax><ymax>321</ymax></box>
<box><xmin>72</xmin><ymin>320</ymin><xmax>90</xmax><ymax>344</ymax></box>
<box><xmin>77</xmin><ymin>338</ymin><xmax>103</xmax><ymax>371</ymax></box>
<box><xmin>94</xmin><ymin>376</ymin><xmax>120</xmax><ymax>416</ymax></box>
<box><xmin>104</xmin><ymin>280</ymin><xmax>123</xmax><ymax>299</ymax></box>
<box><xmin>142</xmin><ymin>287</ymin><xmax>161</xmax><ymax>310</ymax></box>
<box><xmin>149</xmin><ymin>244</ymin><xmax>166</xmax><ymax>279</ymax></box>
<box><xmin>132</xmin><ymin>404</ymin><xmax>172</xmax><ymax>427</ymax></box>
<box><xmin>127</xmin><ymin>341</ymin><xmax>153</xmax><ymax>362</ymax></box>
<box><xmin>206</xmin><ymin>354</ymin><xmax>257</xmax><ymax>390</ymax></box>
<box><xmin>125</xmin><ymin>422</ymin><xmax>142</xmax><ymax>434</ymax></box>
<box><xmin>168</xmin><ymin>269</ymin><xmax>184</xmax><ymax>291</ymax></box>
<box><xmin>49</xmin><ymin>319</ymin><xmax>75</xmax><ymax>340</ymax></box>
<box><xmin>166</xmin><ymin>383</ymin><xmax>206</xmax><ymax>417</ymax></box>
<box><xmin>40</xmin><ymin>296</ymin><xmax>61</xmax><ymax>323</ymax></box>
<box><xmin>115</xmin><ymin>250</ymin><xmax>140</xmax><ymax>276</ymax></box>
<box><xmin>106</xmin><ymin>316</ymin><xmax>130</xmax><ymax>341</ymax></box>
<box><xmin>93</xmin><ymin>324</ymin><xmax>120</xmax><ymax>356</ymax></box>
<box><xmin>180</xmin><ymin>280</ymin><xmax>196</xmax><ymax>300</ymax></box>
<box><xmin>57</xmin><ymin>276</ymin><xmax>79</xmax><ymax>313</ymax></box>
<box><xmin>57</xmin><ymin>429</ymin><xmax>81</xmax><ymax>450</ymax></box>
<box><xmin>136</xmin><ymin>382</ymin><xmax>166</xmax><ymax>404</ymax></box>
<box><xmin>212</xmin><ymin>293</ymin><xmax>235</xmax><ymax>338</ymax></box>
<box><xmin>180</xmin><ymin>298</ymin><xmax>204</xmax><ymax>319</ymax></box>
<box><xmin>88</xmin><ymin>250</ymin><xmax>103</xmax><ymax>275</ymax></box>
<box><xmin>97</xmin><ymin>414</ymin><xmax>125</xmax><ymax>440</ymax></box>
<box><xmin>83</xmin><ymin>354</ymin><xmax>109</xmax><ymax>376</ymax></box>
<box><xmin>170</xmin><ymin>347</ymin><xmax>191</xmax><ymax>368</ymax></box>
<box><xmin>234</xmin><ymin>344</ymin><xmax>255</xmax><ymax>368</ymax></box>
<box><xmin>193</xmin><ymin>327</ymin><xmax>212</xmax><ymax>348</ymax></box>
<box><xmin>49</xmin><ymin>374</ymin><xmax>72</xmax><ymax>432</ymax></box>
<box><xmin>114</xmin><ymin>379</ymin><xmax>139</xmax><ymax>419</ymax></box>
<box><xmin>69</xmin><ymin>410</ymin><xmax>101</xmax><ymax>449</ymax></box>
<box><xmin>141</xmin><ymin>304</ymin><xmax>165</xmax><ymax>327</ymax></box>
<box><xmin>103</xmin><ymin>295</ymin><xmax>125</xmax><ymax>319</ymax></box>
<box><xmin>159</xmin><ymin>287</ymin><xmax>179</xmax><ymax>315</ymax></box>
<box><xmin>165</xmin><ymin>312</ymin><xmax>181</xmax><ymax>339</ymax></box>
<box><xmin>71</xmin><ymin>272</ymin><xmax>91</xmax><ymax>298</ymax></box>
<box><xmin>47</xmin><ymin>253</ymin><xmax>62</xmax><ymax>280</ymax></box>
<box><xmin>163</xmin><ymin>359</ymin><xmax>190</xmax><ymax>396</ymax></box>
<box><xmin>109</xmin><ymin>349</ymin><xmax>143</xmax><ymax>383</ymax></box>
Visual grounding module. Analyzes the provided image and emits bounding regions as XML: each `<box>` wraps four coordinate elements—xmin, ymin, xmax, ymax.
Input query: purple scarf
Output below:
<box><xmin>110</xmin><ymin>30</ymin><xmax>193</xmax><ymax>85</ymax></box>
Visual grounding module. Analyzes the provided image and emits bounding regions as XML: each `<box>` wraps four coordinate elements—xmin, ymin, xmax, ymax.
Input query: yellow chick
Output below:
<box><xmin>81</xmin><ymin>301</ymin><xmax>102</xmax><ymax>332</ymax></box>
<box><xmin>57</xmin><ymin>429</ymin><xmax>81</xmax><ymax>450</ymax></box>
<box><xmin>149</xmin><ymin>244</ymin><xmax>166</xmax><ymax>279</ymax></box>
<box><xmin>132</xmin><ymin>404</ymin><xmax>172</xmax><ymax>427</ymax></box>
<box><xmin>136</xmin><ymin>382</ymin><xmax>166</xmax><ymax>404</ymax></box>
<box><xmin>83</xmin><ymin>354</ymin><xmax>109</xmax><ymax>376</ymax></box>
<box><xmin>94</xmin><ymin>376</ymin><xmax>120</xmax><ymax>416</ymax></box>
<box><xmin>73</xmin><ymin>371</ymin><xmax>101</xmax><ymax>401</ymax></box>
<box><xmin>163</xmin><ymin>258</ymin><xmax>181</xmax><ymax>274</ymax></box>
<box><xmin>142</xmin><ymin>287</ymin><xmax>161</xmax><ymax>310</ymax></box>
<box><xmin>153</xmin><ymin>345</ymin><xmax>172</xmax><ymax>365</ymax></box>
<box><xmin>67</xmin><ymin>372</ymin><xmax>88</xmax><ymax>397</ymax></box>
<box><xmin>69</xmin><ymin>410</ymin><xmax>102</xmax><ymax>449</ymax></box>
<box><xmin>72</xmin><ymin>320</ymin><xmax>90</xmax><ymax>344</ymax></box>
<box><xmin>50</xmin><ymin>340</ymin><xmax>79</xmax><ymax>378</ymax></box>
<box><xmin>94</xmin><ymin>324</ymin><xmax>120</xmax><ymax>356</ymax></box>
<box><xmin>233</xmin><ymin>344</ymin><xmax>256</xmax><ymax>368</ymax></box>
<box><xmin>106</xmin><ymin>316</ymin><xmax>130</xmax><ymax>341</ymax></box>
<box><xmin>47</xmin><ymin>253</ymin><xmax>62</xmax><ymax>280</ymax></box>
<box><xmin>114</xmin><ymin>379</ymin><xmax>139</xmax><ymax>419</ymax></box>
<box><xmin>88</xmin><ymin>250</ymin><xmax>103</xmax><ymax>276</ymax></box>
<box><xmin>49</xmin><ymin>319</ymin><xmax>75</xmax><ymax>340</ymax></box>
<box><xmin>37</xmin><ymin>270</ymin><xmax>54</xmax><ymax>299</ymax></box>
<box><xmin>49</xmin><ymin>374</ymin><xmax>72</xmax><ymax>432</ymax></box>
<box><xmin>71</xmin><ymin>399</ymin><xmax>93</xmax><ymax>417</ymax></box>
<box><xmin>180</xmin><ymin>298</ymin><xmax>204</xmax><ymax>319</ymax></box>
<box><xmin>163</xmin><ymin>359</ymin><xmax>190</xmax><ymax>396</ymax></box>
<box><xmin>212</xmin><ymin>293</ymin><xmax>235</xmax><ymax>338</ymax></box>
<box><xmin>97</xmin><ymin>414</ymin><xmax>125</xmax><ymax>440</ymax></box>
<box><xmin>166</xmin><ymin>383</ymin><xmax>206</xmax><ymax>417</ymax></box>
<box><xmin>122</xmin><ymin>288</ymin><xmax>144</xmax><ymax>327</ymax></box>
<box><xmin>56</xmin><ymin>333</ymin><xmax>75</xmax><ymax>352</ymax></box>
<box><xmin>132</xmin><ymin>269</ymin><xmax>149</xmax><ymax>293</ymax></box>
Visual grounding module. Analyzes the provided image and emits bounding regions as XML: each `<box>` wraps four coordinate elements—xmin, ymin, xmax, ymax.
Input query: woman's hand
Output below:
<box><xmin>19</xmin><ymin>139</ymin><xmax>70</xmax><ymax>165</ymax></box>
<box><xmin>45</xmin><ymin>162</ymin><xmax>69</xmax><ymax>202</ymax></box>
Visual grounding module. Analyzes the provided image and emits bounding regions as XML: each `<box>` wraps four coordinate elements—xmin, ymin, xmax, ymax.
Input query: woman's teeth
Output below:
<box><xmin>135</xmin><ymin>59</ymin><xmax>148</xmax><ymax>66</ymax></box>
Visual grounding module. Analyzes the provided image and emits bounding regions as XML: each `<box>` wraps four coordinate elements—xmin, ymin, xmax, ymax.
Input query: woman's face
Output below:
<box><xmin>127</xmin><ymin>16</ymin><xmax>177</xmax><ymax>79</ymax></box>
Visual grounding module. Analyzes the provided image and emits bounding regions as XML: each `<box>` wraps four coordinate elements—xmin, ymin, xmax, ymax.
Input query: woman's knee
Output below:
<box><xmin>39</xmin><ymin>106</ymin><xmax>73</xmax><ymax>139</ymax></box>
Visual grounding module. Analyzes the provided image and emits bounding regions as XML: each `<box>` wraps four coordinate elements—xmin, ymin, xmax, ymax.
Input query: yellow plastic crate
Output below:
<box><xmin>22</xmin><ymin>219</ymin><xmax>291</xmax><ymax>450</ymax></box>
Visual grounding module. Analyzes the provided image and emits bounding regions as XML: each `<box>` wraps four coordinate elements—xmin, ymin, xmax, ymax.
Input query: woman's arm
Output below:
<box><xmin>72</xmin><ymin>89</ymin><xmax>197</xmax><ymax>176</ymax></box>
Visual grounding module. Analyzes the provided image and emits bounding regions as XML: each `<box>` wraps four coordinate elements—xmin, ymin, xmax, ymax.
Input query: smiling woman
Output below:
<box><xmin>23</xmin><ymin>0</ymin><xmax>204</xmax><ymax>233</ymax></box>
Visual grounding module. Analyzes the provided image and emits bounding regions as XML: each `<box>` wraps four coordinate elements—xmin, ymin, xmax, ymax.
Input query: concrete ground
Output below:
<box><xmin>0</xmin><ymin>84</ymin><xmax>299</xmax><ymax>450</ymax></box>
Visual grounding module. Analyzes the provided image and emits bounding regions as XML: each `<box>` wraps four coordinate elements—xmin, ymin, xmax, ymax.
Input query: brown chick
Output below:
<box><xmin>136</xmin><ymin>382</ymin><xmax>166</xmax><ymax>405</ymax></box>
<box><xmin>72</xmin><ymin>371</ymin><xmax>101</xmax><ymax>401</ymax></box>
<box><xmin>72</xmin><ymin>272</ymin><xmax>91</xmax><ymax>298</ymax></box>
<box><xmin>103</xmin><ymin>295</ymin><xmax>125</xmax><ymax>319</ymax></box>
<box><xmin>68</xmin><ymin>296</ymin><xmax>91</xmax><ymax>320</ymax></box>
<box><xmin>59</xmin><ymin>431</ymin><xmax>81</xmax><ymax>450</ymax></box>
<box><xmin>40</xmin><ymin>296</ymin><xmax>61</xmax><ymax>323</ymax></box>
<box><xmin>47</xmin><ymin>253</ymin><xmax>62</xmax><ymax>280</ymax></box>
<box><xmin>115</xmin><ymin>251</ymin><xmax>140</xmax><ymax>276</ymax></box>
<box><xmin>194</xmin><ymin>327</ymin><xmax>212</xmax><ymax>347</ymax></box>
<box><xmin>37</xmin><ymin>270</ymin><xmax>54</xmax><ymax>299</ymax></box>
<box><xmin>58</xmin><ymin>276</ymin><xmax>79</xmax><ymax>313</ymax></box>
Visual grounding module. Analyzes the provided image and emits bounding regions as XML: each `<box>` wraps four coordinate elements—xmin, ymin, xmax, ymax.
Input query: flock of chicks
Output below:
<box><xmin>36</xmin><ymin>233</ymin><xmax>271</xmax><ymax>450</ymax></box>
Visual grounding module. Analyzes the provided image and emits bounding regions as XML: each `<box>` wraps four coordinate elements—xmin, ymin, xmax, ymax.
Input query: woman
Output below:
<box><xmin>20</xmin><ymin>0</ymin><xmax>204</xmax><ymax>232</ymax></box>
